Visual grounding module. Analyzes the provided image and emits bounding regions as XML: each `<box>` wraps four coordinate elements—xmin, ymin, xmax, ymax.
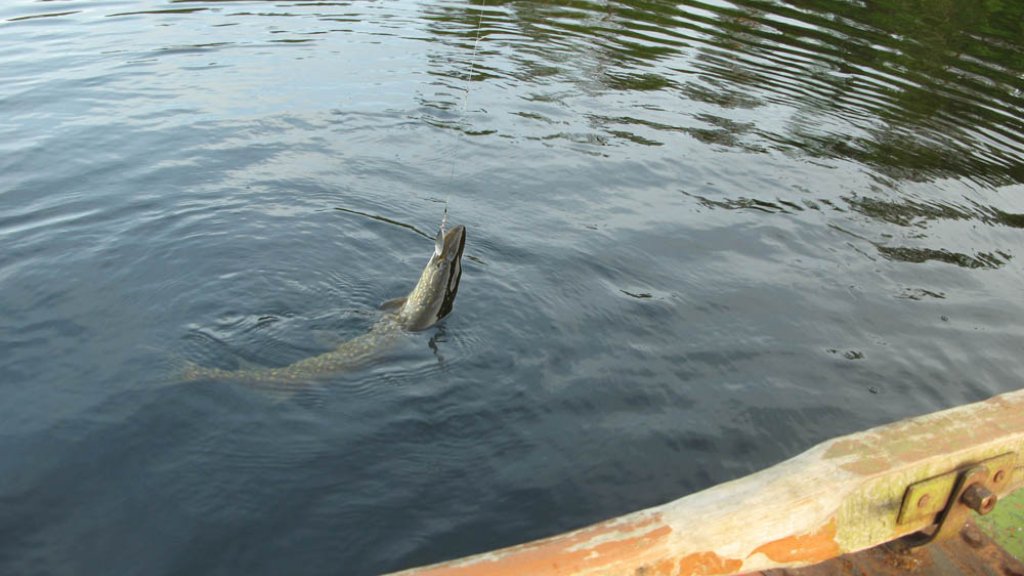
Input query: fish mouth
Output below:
<box><xmin>441</xmin><ymin>224</ymin><xmax>466</xmax><ymax>260</ymax></box>
<box><xmin>436</xmin><ymin>225</ymin><xmax>466</xmax><ymax>321</ymax></box>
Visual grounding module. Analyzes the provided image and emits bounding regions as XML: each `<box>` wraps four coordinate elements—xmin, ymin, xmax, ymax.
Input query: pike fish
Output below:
<box><xmin>182</xmin><ymin>220</ymin><xmax>467</xmax><ymax>384</ymax></box>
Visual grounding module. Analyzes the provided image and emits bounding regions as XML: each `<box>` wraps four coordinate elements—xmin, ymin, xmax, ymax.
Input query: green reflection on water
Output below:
<box><xmin>424</xmin><ymin>0</ymin><xmax>1023</xmax><ymax>186</ymax></box>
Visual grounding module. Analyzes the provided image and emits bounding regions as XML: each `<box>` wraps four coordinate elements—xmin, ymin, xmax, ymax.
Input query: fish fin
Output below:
<box><xmin>379</xmin><ymin>296</ymin><xmax>407</xmax><ymax>311</ymax></box>
<box><xmin>233</xmin><ymin>355</ymin><xmax>264</xmax><ymax>372</ymax></box>
<box><xmin>160</xmin><ymin>353</ymin><xmax>195</xmax><ymax>383</ymax></box>
<box><xmin>310</xmin><ymin>330</ymin><xmax>345</xmax><ymax>349</ymax></box>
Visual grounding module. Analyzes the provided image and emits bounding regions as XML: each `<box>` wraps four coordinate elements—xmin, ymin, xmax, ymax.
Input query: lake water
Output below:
<box><xmin>2</xmin><ymin>0</ymin><xmax>1022</xmax><ymax>574</ymax></box>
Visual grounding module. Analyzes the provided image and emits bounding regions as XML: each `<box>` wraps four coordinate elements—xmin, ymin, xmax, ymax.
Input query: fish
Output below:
<box><xmin>182</xmin><ymin>219</ymin><xmax>467</xmax><ymax>384</ymax></box>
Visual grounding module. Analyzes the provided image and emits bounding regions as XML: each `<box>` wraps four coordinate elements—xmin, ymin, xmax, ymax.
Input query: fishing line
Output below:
<box><xmin>432</xmin><ymin>0</ymin><xmax>485</xmax><ymax>240</ymax></box>
<box><xmin>446</xmin><ymin>0</ymin><xmax>487</xmax><ymax>185</ymax></box>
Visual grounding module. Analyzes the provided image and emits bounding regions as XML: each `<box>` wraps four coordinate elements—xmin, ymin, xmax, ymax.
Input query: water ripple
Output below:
<box><xmin>3</xmin><ymin>0</ymin><xmax>1024</xmax><ymax>574</ymax></box>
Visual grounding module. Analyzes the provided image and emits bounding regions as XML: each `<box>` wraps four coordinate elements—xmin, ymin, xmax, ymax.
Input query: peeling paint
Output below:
<box><xmin>676</xmin><ymin>551</ymin><xmax>743</xmax><ymax>576</ymax></box>
<box><xmin>393</xmin><ymin>390</ymin><xmax>1024</xmax><ymax>576</ymax></box>
<box><xmin>750</xmin><ymin>518</ymin><xmax>841</xmax><ymax>564</ymax></box>
<box><xmin>403</xmin><ymin>515</ymin><xmax>672</xmax><ymax>576</ymax></box>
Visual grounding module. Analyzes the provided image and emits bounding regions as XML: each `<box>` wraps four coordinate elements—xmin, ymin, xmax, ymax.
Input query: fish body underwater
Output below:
<box><xmin>182</xmin><ymin>223</ymin><xmax>467</xmax><ymax>384</ymax></box>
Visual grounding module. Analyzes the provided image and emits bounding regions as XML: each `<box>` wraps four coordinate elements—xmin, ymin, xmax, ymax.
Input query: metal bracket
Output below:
<box><xmin>896</xmin><ymin>452</ymin><xmax>1015</xmax><ymax>548</ymax></box>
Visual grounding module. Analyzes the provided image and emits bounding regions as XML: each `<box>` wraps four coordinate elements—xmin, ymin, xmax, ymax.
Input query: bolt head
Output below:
<box><xmin>917</xmin><ymin>494</ymin><xmax>931</xmax><ymax>508</ymax></box>
<box><xmin>961</xmin><ymin>483</ymin><xmax>997</xmax><ymax>515</ymax></box>
<box><xmin>993</xmin><ymin>470</ymin><xmax>1006</xmax><ymax>483</ymax></box>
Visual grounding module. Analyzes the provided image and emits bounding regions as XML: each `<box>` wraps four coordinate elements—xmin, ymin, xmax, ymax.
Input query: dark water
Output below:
<box><xmin>2</xmin><ymin>0</ymin><xmax>1022</xmax><ymax>573</ymax></box>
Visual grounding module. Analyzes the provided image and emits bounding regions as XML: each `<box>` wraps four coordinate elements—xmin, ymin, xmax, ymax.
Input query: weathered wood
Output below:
<box><xmin>388</xmin><ymin>389</ymin><xmax>1024</xmax><ymax>576</ymax></box>
<box><xmin>764</xmin><ymin>520</ymin><xmax>1024</xmax><ymax>576</ymax></box>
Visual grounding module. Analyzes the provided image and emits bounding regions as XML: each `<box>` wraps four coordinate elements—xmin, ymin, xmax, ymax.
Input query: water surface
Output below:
<box><xmin>1</xmin><ymin>0</ymin><xmax>1023</xmax><ymax>574</ymax></box>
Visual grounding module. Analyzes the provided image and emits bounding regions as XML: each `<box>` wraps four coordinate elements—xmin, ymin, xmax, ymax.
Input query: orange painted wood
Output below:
<box><xmin>389</xmin><ymin>389</ymin><xmax>1024</xmax><ymax>576</ymax></box>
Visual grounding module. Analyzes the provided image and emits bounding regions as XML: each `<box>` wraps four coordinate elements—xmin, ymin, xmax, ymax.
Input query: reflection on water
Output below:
<box><xmin>1</xmin><ymin>0</ymin><xmax>1023</xmax><ymax>574</ymax></box>
<box><xmin>7</xmin><ymin>0</ymin><xmax>1020</xmax><ymax>188</ymax></box>
<box><xmin>416</xmin><ymin>0</ymin><xmax>1023</xmax><ymax>184</ymax></box>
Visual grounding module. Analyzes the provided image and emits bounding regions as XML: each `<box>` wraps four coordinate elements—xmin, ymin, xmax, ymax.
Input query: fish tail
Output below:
<box><xmin>175</xmin><ymin>357</ymin><xmax>232</xmax><ymax>382</ymax></box>
<box><xmin>180</xmin><ymin>359</ymin><xmax>205</xmax><ymax>382</ymax></box>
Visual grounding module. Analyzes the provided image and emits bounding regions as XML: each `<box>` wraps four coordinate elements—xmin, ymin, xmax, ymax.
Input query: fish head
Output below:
<box><xmin>399</xmin><ymin>224</ymin><xmax>466</xmax><ymax>331</ymax></box>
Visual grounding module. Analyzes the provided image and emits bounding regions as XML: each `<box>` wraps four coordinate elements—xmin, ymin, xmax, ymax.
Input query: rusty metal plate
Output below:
<box><xmin>899</xmin><ymin>471</ymin><xmax>958</xmax><ymax>526</ymax></box>
<box><xmin>897</xmin><ymin>453</ymin><xmax>1017</xmax><ymax>526</ymax></box>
